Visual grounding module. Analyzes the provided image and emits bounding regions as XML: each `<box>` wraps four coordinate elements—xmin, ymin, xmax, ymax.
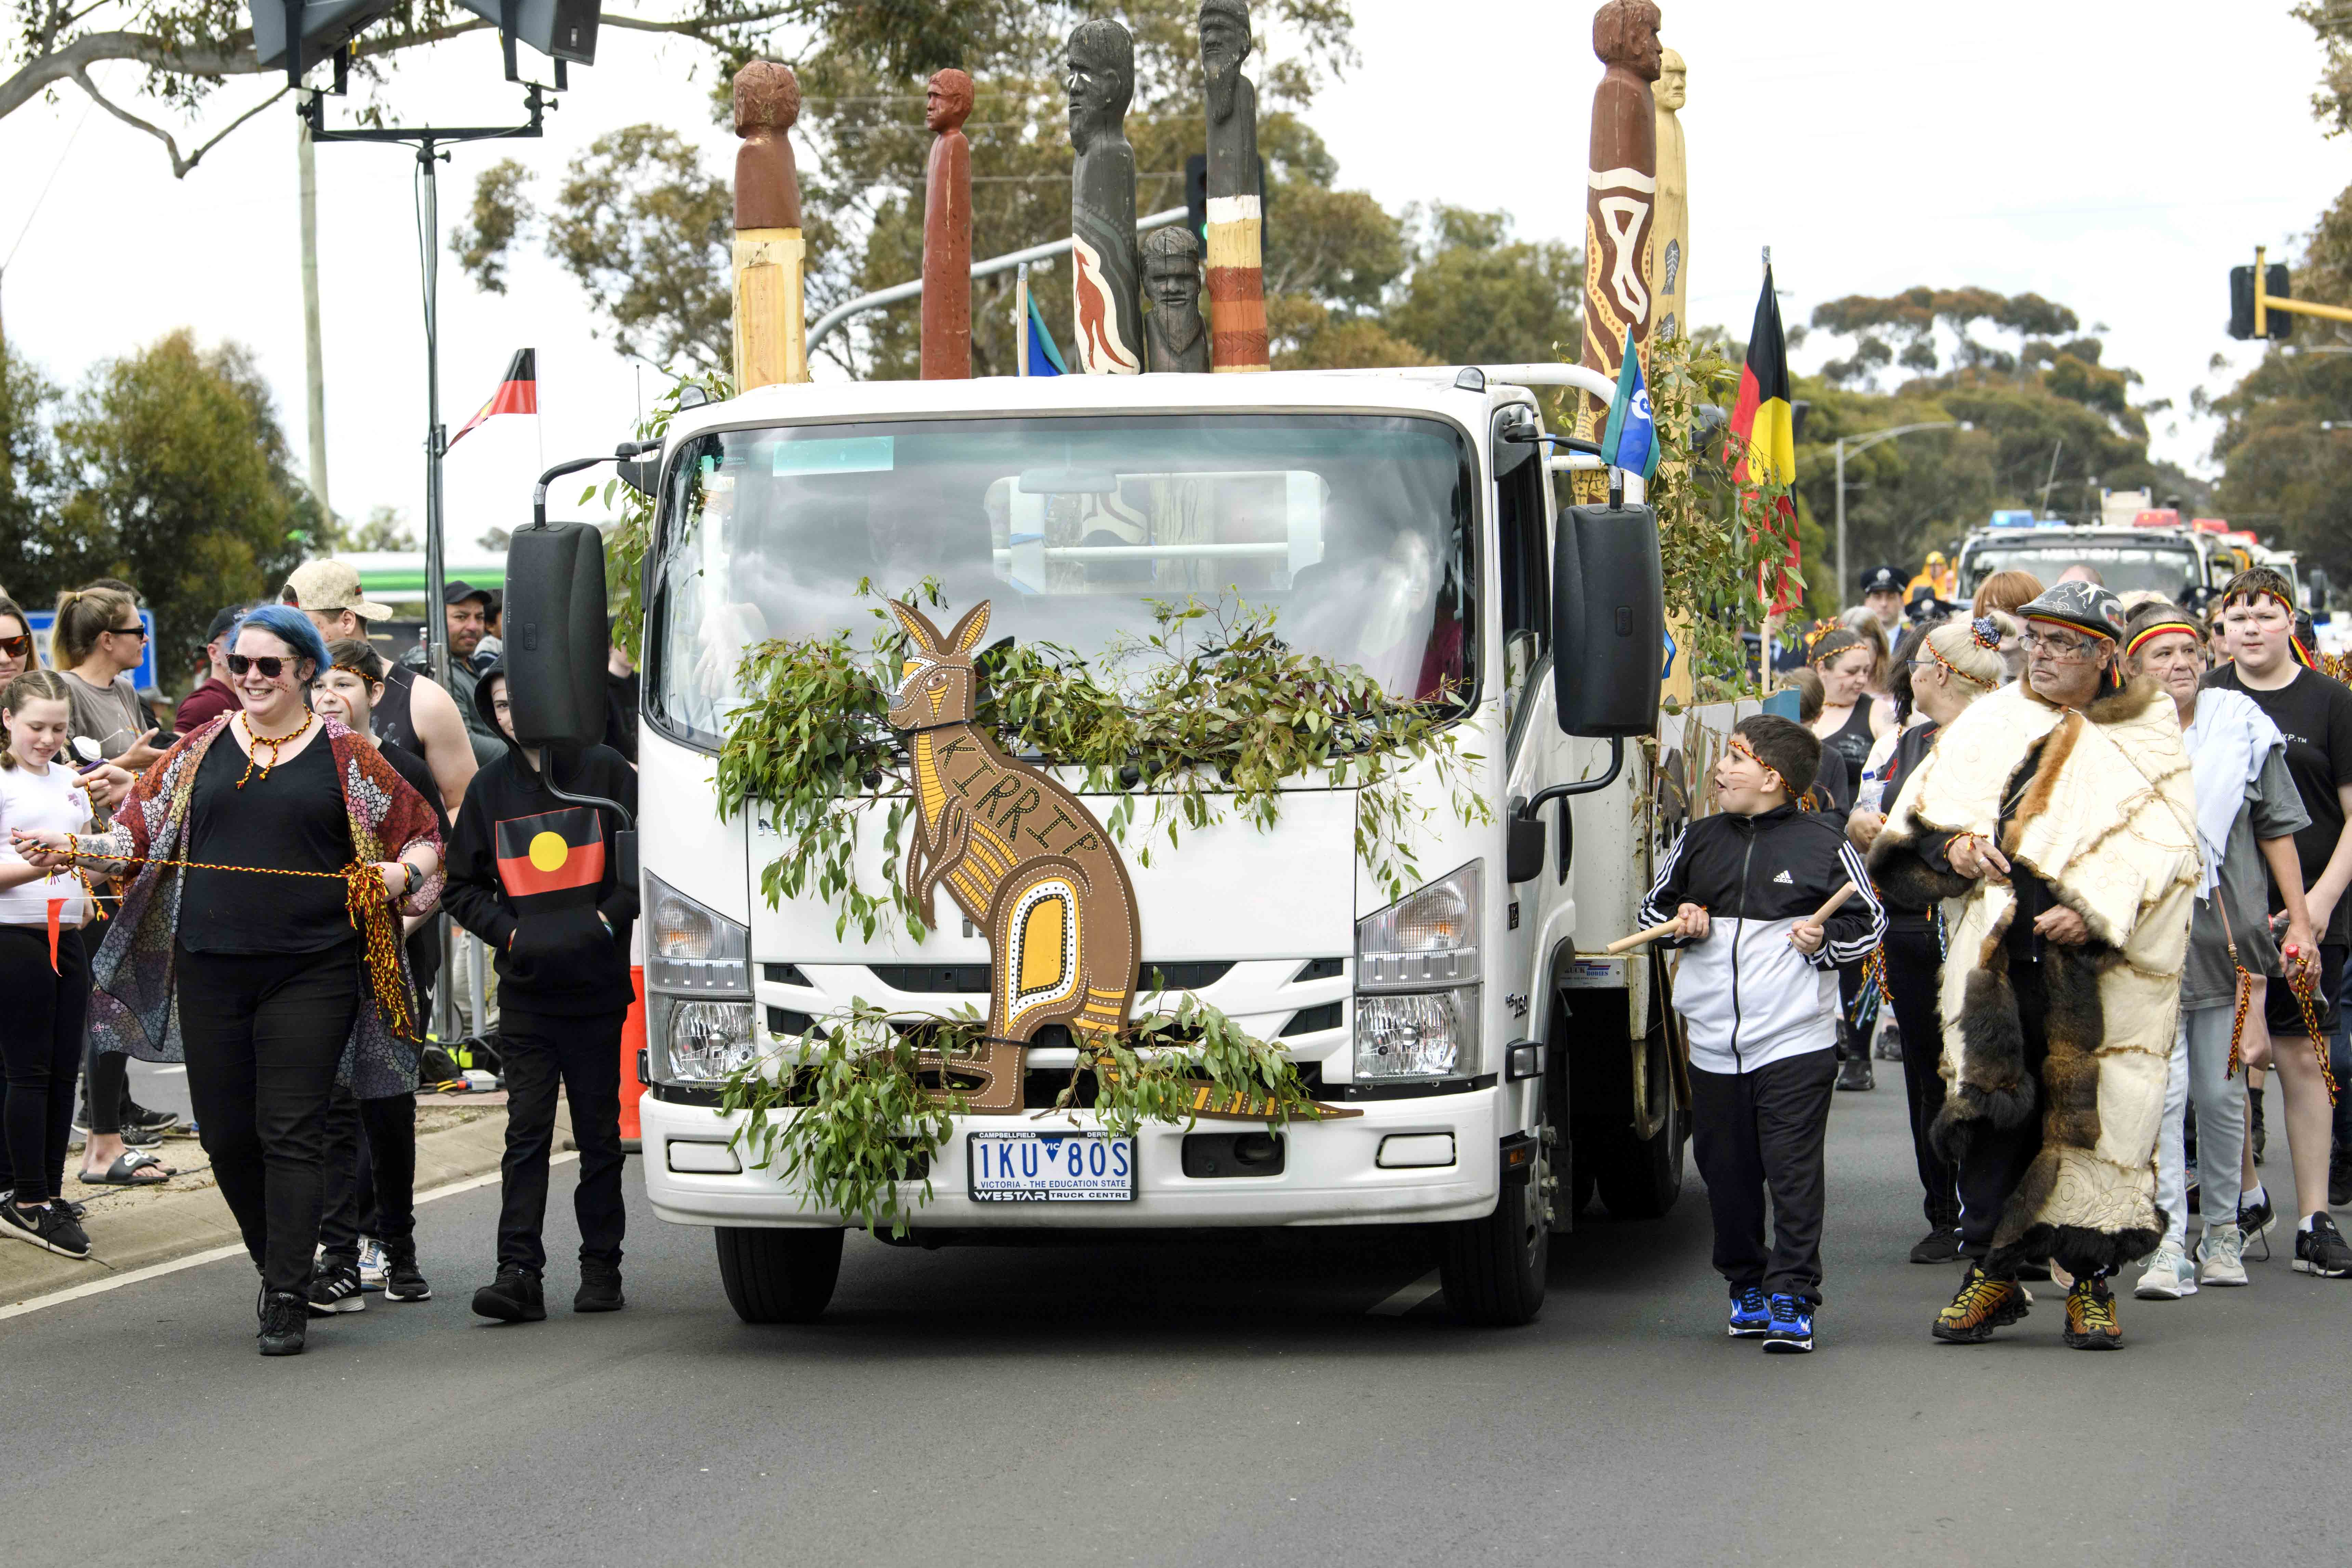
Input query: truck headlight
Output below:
<box><xmin>645</xmin><ymin>873</ymin><xmax>754</xmax><ymax>1082</ymax></box>
<box><xmin>1355</xmin><ymin>987</ymin><xmax>1479</xmax><ymax>1079</ymax></box>
<box><xmin>1355</xmin><ymin>863</ymin><xmax>1482</xmax><ymax>1080</ymax></box>
<box><xmin>1356</xmin><ymin>861</ymin><xmax>1479</xmax><ymax>990</ymax></box>
<box><xmin>664</xmin><ymin>1001</ymin><xmax>759</xmax><ymax>1082</ymax></box>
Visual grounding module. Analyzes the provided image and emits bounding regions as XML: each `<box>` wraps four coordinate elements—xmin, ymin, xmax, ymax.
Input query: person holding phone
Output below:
<box><xmin>51</xmin><ymin>585</ymin><xmax>178</xmax><ymax>1186</ymax></box>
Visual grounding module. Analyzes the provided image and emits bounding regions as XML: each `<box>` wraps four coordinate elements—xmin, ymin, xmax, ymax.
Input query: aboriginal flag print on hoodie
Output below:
<box><xmin>441</xmin><ymin>662</ymin><xmax>640</xmax><ymax>1017</ymax></box>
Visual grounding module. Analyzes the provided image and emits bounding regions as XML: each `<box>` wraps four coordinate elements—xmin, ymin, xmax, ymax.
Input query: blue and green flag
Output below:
<box><xmin>1026</xmin><ymin>294</ymin><xmax>1068</xmax><ymax>377</ymax></box>
<box><xmin>1599</xmin><ymin>329</ymin><xmax>1659</xmax><ymax>482</ymax></box>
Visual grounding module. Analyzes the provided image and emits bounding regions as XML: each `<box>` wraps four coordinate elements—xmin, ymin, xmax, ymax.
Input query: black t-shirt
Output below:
<box><xmin>181</xmin><ymin>733</ymin><xmax>356</xmax><ymax>954</ymax></box>
<box><xmin>2205</xmin><ymin>663</ymin><xmax>2352</xmax><ymax>945</ymax></box>
<box><xmin>376</xmin><ymin>740</ymin><xmax>450</xmax><ymax>986</ymax></box>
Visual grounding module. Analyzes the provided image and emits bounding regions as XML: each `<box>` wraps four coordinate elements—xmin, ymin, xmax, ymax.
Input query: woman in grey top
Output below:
<box><xmin>2126</xmin><ymin>602</ymin><xmax>2316</xmax><ymax>1299</ymax></box>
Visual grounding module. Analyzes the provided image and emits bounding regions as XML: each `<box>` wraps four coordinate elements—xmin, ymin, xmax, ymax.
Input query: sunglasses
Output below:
<box><xmin>227</xmin><ymin>654</ymin><xmax>297</xmax><ymax>679</ymax></box>
<box><xmin>0</xmin><ymin>634</ymin><xmax>30</xmax><ymax>658</ymax></box>
<box><xmin>105</xmin><ymin>623</ymin><xmax>149</xmax><ymax>642</ymax></box>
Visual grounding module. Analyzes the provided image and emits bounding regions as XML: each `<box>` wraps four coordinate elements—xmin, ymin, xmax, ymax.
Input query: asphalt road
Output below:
<box><xmin>6</xmin><ymin>1073</ymin><xmax>2346</xmax><ymax>1567</ymax></box>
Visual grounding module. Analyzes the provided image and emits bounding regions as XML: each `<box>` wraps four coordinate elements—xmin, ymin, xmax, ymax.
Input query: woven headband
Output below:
<box><xmin>1922</xmin><ymin>635</ymin><xmax>1999</xmax><ymax>689</ymax></box>
<box><xmin>2124</xmin><ymin>621</ymin><xmax>2199</xmax><ymax>657</ymax></box>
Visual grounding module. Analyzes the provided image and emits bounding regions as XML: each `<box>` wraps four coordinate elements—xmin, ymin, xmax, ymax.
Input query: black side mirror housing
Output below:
<box><xmin>1551</xmin><ymin>501</ymin><xmax>1664</xmax><ymax>738</ymax></box>
<box><xmin>1506</xmin><ymin>807</ymin><xmax>1546</xmax><ymax>884</ymax></box>
<box><xmin>504</xmin><ymin>522</ymin><xmax>610</xmax><ymax>751</ymax></box>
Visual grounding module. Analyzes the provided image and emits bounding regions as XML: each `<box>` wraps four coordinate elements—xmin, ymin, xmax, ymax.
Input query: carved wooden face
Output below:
<box><xmin>1144</xmin><ymin>250</ymin><xmax>1201</xmax><ymax>313</ymax></box>
<box><xmin>1593</xmin><ymin>0</ymin><xmax>1663</xmax><ymax>80</ymax></box>
<box><xmin>925</xmin><ymin>69</ymin><xmax>974</xmax><ymax>133</ymax></box>
<box><xmin>1656</xmin><ymin>49</ymin><xmax>1686</xmax><ymax>110</ymax></box>
<box><xmin>1065</xmin><ymin>24</ymin><xmax>1133</xmax><ymax>148</ymax></box>
<box><xmin>1199</xmin><ymin>6</ymin><xmax>1252</xmax><ymax>75</ymax></box>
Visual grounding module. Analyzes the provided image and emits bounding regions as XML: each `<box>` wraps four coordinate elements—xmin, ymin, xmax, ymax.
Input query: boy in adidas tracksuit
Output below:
<box><xmin>1640</xmin><ymin>716</ymin><xmax>1885</xmax><ymax>1353</ymax></box>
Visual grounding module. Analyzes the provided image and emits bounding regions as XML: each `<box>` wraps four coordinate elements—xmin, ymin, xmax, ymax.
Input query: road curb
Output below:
<box><xmin>0</xmin><ymin>1105</ymin><xmax>524</xmax><ymax>1307</ymax></box>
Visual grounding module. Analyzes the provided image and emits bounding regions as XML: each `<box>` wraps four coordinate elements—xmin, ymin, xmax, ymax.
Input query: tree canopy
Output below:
<box><xmin>0</xmin><ymin>331</ymin><xmax>314</xmax><ymax>671</ymax></box>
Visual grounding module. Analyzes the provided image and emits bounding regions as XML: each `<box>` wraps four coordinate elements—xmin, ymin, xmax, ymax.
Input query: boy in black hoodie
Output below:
<box><xmin>442</xmin><ymin>662</ymin><xmax>639</xmax><ymax>1321</ymax></box>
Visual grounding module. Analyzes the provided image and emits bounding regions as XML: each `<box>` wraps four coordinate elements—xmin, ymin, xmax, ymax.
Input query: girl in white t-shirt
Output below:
<box><xmin>0</xmin><ymin>671</ymin><xmax>123</xmax><ymax>1258</ymax></box>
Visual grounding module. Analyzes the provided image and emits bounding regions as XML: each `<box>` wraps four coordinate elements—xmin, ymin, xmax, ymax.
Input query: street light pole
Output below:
<box><xmin>1832</xmin><ymin>419</ymin><xmax>1971</xmax><ymax>599</ymax></box>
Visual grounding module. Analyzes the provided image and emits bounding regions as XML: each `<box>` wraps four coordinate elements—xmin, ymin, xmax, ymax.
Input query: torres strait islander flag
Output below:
<box><xmin>1728</xmin><ymin>268</ymin><xmax>1802</xmax><ymax>612</ymax></box>
<box><xmin>494</xmin><ymin>806</ymin><xmax>606</xmax><ymax>898</ymax></box>
<box><xmin>448</xmin><ymin>348</ymin><xmax>537</xmax><ymax>448</ymax></box>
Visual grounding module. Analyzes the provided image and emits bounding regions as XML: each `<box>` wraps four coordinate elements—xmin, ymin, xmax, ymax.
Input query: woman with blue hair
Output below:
<box><xmin>14</xmin><ymin>602</ymin><xmax>446</xmax><ymax>1355</ymax></box>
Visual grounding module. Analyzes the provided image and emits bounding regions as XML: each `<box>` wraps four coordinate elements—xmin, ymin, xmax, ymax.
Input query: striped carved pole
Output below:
<box><xmin>1200</xmin><ymin>0</ymin><xmax>1269</xmax><ymax>371</ymax></box>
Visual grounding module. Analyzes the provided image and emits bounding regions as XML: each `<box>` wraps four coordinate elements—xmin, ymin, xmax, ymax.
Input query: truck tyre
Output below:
<box><xmin>715</xmin><ymin>1226</ymin><xmax>844</xmax><ymax>1324</ymax></box>
<box><xmin>1597</xmin><ymin>1017</ymin><xmax>1685</xmax><ymax>1220</ymax></box>
<box><xmin>1438</xmin><ymin>1124</ymin><xmax>1550</xmax><ymax>1327</ymax></box>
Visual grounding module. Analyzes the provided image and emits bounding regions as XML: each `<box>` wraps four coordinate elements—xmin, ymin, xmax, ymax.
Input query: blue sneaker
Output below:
<box><xmin>1727</xmin><ymin>1285</ymin><xmax>1772</xmax><ymax>1337</ymax></box>
<box><xmin>1761</xmin><ymin>1293</ymin><xmax>1814</xmax><ymax>1353</ymax></box>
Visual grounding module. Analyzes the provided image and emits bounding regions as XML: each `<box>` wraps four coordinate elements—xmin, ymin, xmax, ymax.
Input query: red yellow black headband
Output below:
<box><xmin>2024</xmin><ymin>614</ymin><xmax>2114</xmax><ymax>645</ymax></box>
<box><xmin>2124</xmin><ymin>621</ymin><xmax>2199</xmax><ymax>657</ymax></box>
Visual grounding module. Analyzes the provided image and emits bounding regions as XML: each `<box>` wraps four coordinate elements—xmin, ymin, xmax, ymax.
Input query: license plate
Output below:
<box><xmin>967</xmin><ymin>1131</ymin><xmax>1135</xmax><ymax>1203</ymax></box>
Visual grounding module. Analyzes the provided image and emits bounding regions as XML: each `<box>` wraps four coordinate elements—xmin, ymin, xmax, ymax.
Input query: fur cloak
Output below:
<box><xmin>1868</xmin><ymin>676</ymin><xmax>2198</xmax><ymax>1275</ymax></box>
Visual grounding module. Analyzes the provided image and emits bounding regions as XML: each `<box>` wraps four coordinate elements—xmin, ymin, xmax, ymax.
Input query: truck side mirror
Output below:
<box><xmin>1551</xmin><ymin>500</ymin><xmax>1664</xmax><ymax>737</ymax></box>
<box><xmin>504</xmin><ymin>521</ymin><xmax>610</xmax><ymax>751</ymax></box>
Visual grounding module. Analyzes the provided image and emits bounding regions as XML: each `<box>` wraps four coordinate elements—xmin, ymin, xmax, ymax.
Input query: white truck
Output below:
<box><xmin>581</xmin><ymin>365</ymin><xmax>1746</xmax><ymax>1327</ymax></box>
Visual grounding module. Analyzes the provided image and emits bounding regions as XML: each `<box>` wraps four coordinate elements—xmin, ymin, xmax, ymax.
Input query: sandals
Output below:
<box><xmin>80</xmin><ymin>1149</ymin><xmax>172</xmax><ymax>1186</ymax></box>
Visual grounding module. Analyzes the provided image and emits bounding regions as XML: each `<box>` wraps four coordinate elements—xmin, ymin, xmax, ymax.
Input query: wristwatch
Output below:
<box><xmin>400</xmin><ymin>862</ymin><xmax>422</xmax><ymax>897</ymax></box>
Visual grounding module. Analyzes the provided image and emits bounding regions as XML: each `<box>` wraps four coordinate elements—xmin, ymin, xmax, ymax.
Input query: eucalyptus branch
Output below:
<box><xmin>69</xmin><ymin>68</ymin><xmax>286</xmax><ymax>177</ymax></box>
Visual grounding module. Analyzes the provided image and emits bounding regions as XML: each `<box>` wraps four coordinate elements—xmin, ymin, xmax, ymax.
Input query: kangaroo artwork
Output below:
<box><xmin>886</xmin><ymin>600</ymin><xmax>1141</xmax><ymax>1112</ymax></box>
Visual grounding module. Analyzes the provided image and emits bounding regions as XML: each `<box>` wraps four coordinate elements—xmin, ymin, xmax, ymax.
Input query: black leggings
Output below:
<box><xmin>1881</xmin><ymin>915</ymin><xmax>1959</xmax><ymax>1231</ymax></box>
<box><xmin>0</xmin><ymin>924</ymin><xmax>90</xmax><ymax>1204</ymax></box>
<box><xmin>175</xmin><ymin>941</ymin><xmax>360</xmax><ymax>1296</ymax></box>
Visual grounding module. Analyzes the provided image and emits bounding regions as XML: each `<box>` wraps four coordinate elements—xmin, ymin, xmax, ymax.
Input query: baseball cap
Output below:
<box><xmin>282</xmin><ymin>560</ymin><xmax>394</xmax><ymax>623</ymax></box>
<box><xmin>203</xmin><ymin>604</ymin><xmax>245</xmax><ymax>646</ymax></box>
<box><xmin>443</xmin><ymin>580</ymin><xmax>492</xmax><ymax>608</ymax></box>
<box><xmin>1860</xmin><ymin>564</ymin><xmax>1903</xmax><ymax>595</ymax></box>
<box><xmin>2019</xmin><ymin>580</ymin><xmax>2126</xmax><ymax>643</ymax></box>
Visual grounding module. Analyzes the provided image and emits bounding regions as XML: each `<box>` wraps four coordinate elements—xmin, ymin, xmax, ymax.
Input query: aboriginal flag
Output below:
<box><xmin>494</xmin><ymin>806</ymin><xmax>606</xmax><ymax>898</ymax></box>
<box><xmin>449</xmin><ymin>348</ymin><xmax>537</xmax><ymax>448</ymax></box>
<box><xmin>1728</xmin><ymin>268</ymin><xmax>1801</xmax><ymax>612</ymax></box>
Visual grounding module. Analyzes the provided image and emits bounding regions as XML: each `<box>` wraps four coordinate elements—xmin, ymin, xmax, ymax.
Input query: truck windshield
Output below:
<box><xmin>647</xmin><ymin>413</ymin><xmax>1478</xmax><ymax>747</ymax></box>
<box><xmin>1960</xmin><ymin>539</ymin><xmax>2203</xmax><ymax>600</ymax></box>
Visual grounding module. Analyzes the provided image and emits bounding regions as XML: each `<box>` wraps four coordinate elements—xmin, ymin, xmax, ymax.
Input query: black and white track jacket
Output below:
<box><xmin>1640</xmin><ymin>804</ymin><xmax>1886</xmax><ymax>1075</ymax></box>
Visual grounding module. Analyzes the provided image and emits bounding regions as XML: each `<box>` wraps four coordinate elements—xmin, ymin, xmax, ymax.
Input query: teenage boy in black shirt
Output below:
<box><xmin>443</xmin><ymin>663</ymin><xmax>640</xmax><ymax>1319</ymax></box>
<box><xmin>2204</xmin><ymin>567</ymin><xmax>2352</xmax><ymax>1277</ymax></box>
<box><xmin>1641</xmin><ymin>715</ymin><xmax>1887</xmax><ymax>1351</ymax></box>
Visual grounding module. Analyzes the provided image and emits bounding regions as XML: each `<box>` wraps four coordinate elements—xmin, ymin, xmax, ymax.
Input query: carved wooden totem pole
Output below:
<box><xmin>886</xmin><ymin>601</ymin><xmax>1141</xmax><ymax>1112</ymax></box>
<box><xmin>1572</xmin><ymin>0</ymin><xmax>1662</xmax><ymax>499</ymax></box>
<box><xmin>732</xmin><ymin>61</ymin><xmax>808</xmax><ymax>388</ymax></box>
<box><xmin>1199</xmin><ymin>0</ymin><xmax>1269</xmax><ymax>372</ymax></box>
<box><xmin>1650</xmin><ymin>46</ymin><xmax>1689</xmax><ymax>345</ymax></box>
<box><xmin>1142</xmin><ymin>226</ymin><xmax>1211</xmax><ymax>373</ymax></box>
<box><xmin>1067</xmin><ymin>19</ymin><xmax>1144</xmax><ymax>375</ymax></box>
<box><xmin>920</xmin><ymin>68</ymin><xmax>975</xmax><ymax>380</ymax></box>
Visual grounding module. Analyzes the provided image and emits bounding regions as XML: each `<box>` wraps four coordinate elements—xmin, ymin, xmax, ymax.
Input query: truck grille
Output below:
<box><xmin>864</xmin><ymin>961</ymin><xmax>1235</xmax><ymax>994</ymax></box>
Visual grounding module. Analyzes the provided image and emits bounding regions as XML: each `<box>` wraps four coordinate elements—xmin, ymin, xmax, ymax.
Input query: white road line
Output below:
<box><xmin>0</xmin><ymin>1152</ymin><xmax>577</xmax><ymax>1322</ymax></box>
<box><xmin>1367</xmin><ymin>1270</ymin><xmax>1444</xmax><ymax>1316</ymax></box>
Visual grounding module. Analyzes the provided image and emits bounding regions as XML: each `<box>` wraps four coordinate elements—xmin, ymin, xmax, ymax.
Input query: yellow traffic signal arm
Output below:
<box><xmin>2256</xmin><ymin>246</ymin><xmax>2352</xmax><ymax>334</ymax></box>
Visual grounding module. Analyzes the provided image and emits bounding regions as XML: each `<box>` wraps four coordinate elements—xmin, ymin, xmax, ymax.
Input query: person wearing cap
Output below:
<box><xmin>1858</xmin><ymin>565</ymin><xmax>1905</xmax><ymax>637</ymax></box>
<box><xmin>174</xmin><ymin>605</ymin><xmax>247</xmax><ymax>734</ymax></box>
<box><xmin>1870</xmin><ymin>579</ymin><xmax>2198</xmax><ymax>1349</ymax></box>
<box><xmin>283</xmin><ymin>560</ymin><xmax>477</xmax><ymax>816</ymax></box>
<box><xmin>2204</xmin><ymin>565</ymin><xmax>2352</xmax><ymax>1278</ymax></box>
<box><xmin>398</xmin><ymin>582</ymin><xmax>502</xmax><ymax>748</ymax></box>
<box><xmin>477</xmin><ymin>590</ymin><xmax>504</xmax><ymax>665</ymax></box>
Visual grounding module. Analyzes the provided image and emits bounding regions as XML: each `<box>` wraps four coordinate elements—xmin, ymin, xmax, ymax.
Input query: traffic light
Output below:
<box><xmin>453</xmin><ymin>0</ymin><xmax>599</xmax><ymax>78</ymax></box>
<box><xmin>249</xmin><ymin>0</ymin><xmax>397</xmax><ymax>87</ymax></box>
<box><xmin>2230</xmin><ymin>262</ymin><xmax>2294</xmax><ymax>341</ymax></box>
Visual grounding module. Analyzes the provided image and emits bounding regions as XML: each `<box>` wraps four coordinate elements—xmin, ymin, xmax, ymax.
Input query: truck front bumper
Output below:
<box><xmin>637</xmin><ymin>1086</ymin><xmax>1505</xmax><ymax>1229</ymax></box>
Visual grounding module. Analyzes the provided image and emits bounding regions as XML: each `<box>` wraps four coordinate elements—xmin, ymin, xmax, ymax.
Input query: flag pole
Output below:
<box><xmin>1016</xmin><ymin>262</ymin><xmax>1030</xmax><ymax>378</ymax></box>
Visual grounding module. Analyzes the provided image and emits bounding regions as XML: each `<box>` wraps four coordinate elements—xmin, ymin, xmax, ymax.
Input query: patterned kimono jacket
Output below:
<box><xmin>82</xmin><ymin>713</ymin><xmax>446</xmax><ymax>1099</ymax></box>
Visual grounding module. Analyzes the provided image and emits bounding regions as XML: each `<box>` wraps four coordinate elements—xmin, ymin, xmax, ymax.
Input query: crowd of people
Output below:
<box><xmin>0</xmin><ymin>563</ymin><xmax>640</xmax><ymax>1356</ymax></box>
<box><xmin>1650</xmin><ymin>558</ymin><xmax>2352</xmax><ymax>1354</ymax></box>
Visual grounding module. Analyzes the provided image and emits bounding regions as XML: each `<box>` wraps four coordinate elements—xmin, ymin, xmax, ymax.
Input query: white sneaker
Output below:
<box><xmin>357</xmin><ymin>1236</ymin><xmax>388</xmax><ymax>1292</ymax></box>
<box><xmin>2198</xmin><ymin>1225</ymin><xmax>2249</xmax><ymax>1287</ymax></box>
<box><xmin>2134</xmin><ymin>1244</ymin><xmax>2197</xmax><ymax>1300</ymax></box>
